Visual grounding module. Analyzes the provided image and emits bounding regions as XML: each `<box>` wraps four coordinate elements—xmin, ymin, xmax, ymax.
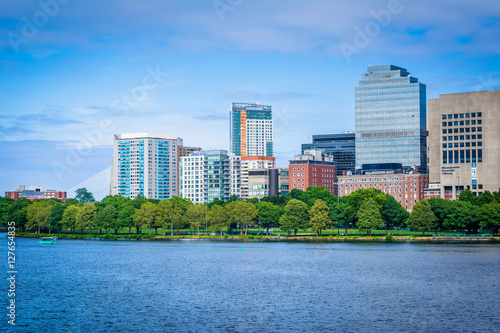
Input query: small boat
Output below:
<box><xmin>38</xmin><ymin>237</ymin><xmax>58</xmax><ymax>244</ymax></box>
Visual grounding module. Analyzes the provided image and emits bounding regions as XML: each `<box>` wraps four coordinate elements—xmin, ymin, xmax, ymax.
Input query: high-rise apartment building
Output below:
<box><xmin>230</xmin><ymin>103</ymin><xmax>273</xmax><ymax>157</ymax></box>
<box><xmin>111</xmin><ymin>133</ymin><xmax>180</xmax><ymax>199</ymax></box>
<box><xmin>355</xmin><ymin>65</ymin><xmax>427</xmax><ymax>173</ymax></box>
<box><xmin>179</xmin><ymin>150</ymin><xmax>237</xmax><ymax>204</ymax></box>
<box><xmin>428</xmin><ymin>90</ymin><xmax>500</xmax><ymax>199</ymax></box>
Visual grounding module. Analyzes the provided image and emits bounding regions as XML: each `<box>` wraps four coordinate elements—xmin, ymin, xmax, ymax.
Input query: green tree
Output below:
<box><xmin>94</xmin><ymin>205</ymin><xmax>117</xmax><ymax>234</ymax></box>
<box><xmin>7</xmin><ymin>197</ymin><xmax>31</xmax><ymax>231</ymax></box>
<box><xmin>428</xmin><ymin>198</ymin><xmax>452</xmax><ymax>230</ymax></box>
<box><xmin>48</xmin><ymin>202</ymin><xmax>66</xmax><ymax>232</ymax></box>
<box><xmin>301</xmin><ymin>186</ymin><xmax>333</xmax><ymax>207</ymax></box>
<box><xmin>186</xmin><ymin>204</ymin><xmax>208</xmax><ymax>235</ymax></box>
<box><xmin>26</xmin><ymin>200</ymin><xmax>51</xmax><ymax>233</ymax></box>
<box><xmin>75</xmin><ymin>203</ymin><xmax>97</xmax><ymax>233</ymax></box>
<box><xmin>157</xmin><ymin>200</ymin><xmax>184</xmax><ymax>236</ymax></box>
<box><xmin>117</xmin><ymin>204</ymin><xmax>135</xmax><ymax>234</ymax></box>
<box><xmin>479</xmin><ymin>202</ymin><xmax>500</xmax><ymax>235</ymax></box>
<box><xmin>381</xmin><ymin>196</ymin><xmax>409</xmax><ymax>232</ymax></box>
<box><xmin>132</xmin><ymin>202</ymin><xmax>157</xmax><ymax>235</ymax></box>
<box><xmin>257</xmin><ymin>201</ymin><xmax>283</xmax><ymax>235</ymax></box>
<box><xmin>309</xmin><ymin>199</ymin><xmax>331</xmax><ymax>236</ymax></box>
<box><xmin>476</xmin><ymin>191</ymin><xmax>494</xmax><ymax>207</ymax></box>
<box><xmin>75</xmin><ymin>188</ymin><xmax>96</xmax><ymax>204</ymax></box>
<box><xmin>407</xmin><ymin>200</ymin><xmax>437</xmax><ymax>236</ymax></box>
<box><xmin>279</xmin><ymin>199</ymin><xmax>309</xmax><ymax>236</ymax></box>
<box><xmin>207</xmin><ymin>205</ymin><xmax>229</xmax><ymax>236</ymax></box>
<box><xmin>356</xmin><ymin>198</ymin><xmax>384</xmax><ymax>236</ymax></box>
<box><xmin>0</xmin><ymin>197</ymin><xmax>14</xmax><ymax>226</ymax></box>
<box><xmin>226</xmin><ymin>201</ymin><xmax>258</xmax><ymax>235</ymax></box>
<box><xmin>61</xmin><ymin>205</ymin><xmax>80</xmax><ymax>232</ymax></box>
<box><xmin>458</xmin><ymin>189</ymin><xmax>475</xmax><ymax>204</ymax></box>
<box><xmin>444</xmin><ymin>201</ymin><xmax>480</xmax><ymax>233</ymax></box>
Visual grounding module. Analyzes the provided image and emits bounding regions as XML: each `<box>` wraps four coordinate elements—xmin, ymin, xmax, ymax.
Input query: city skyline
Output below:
<box><xmin>2</xmin><ymin>0</ymin><xmax>500</xmax><ymax>194</ymax></box>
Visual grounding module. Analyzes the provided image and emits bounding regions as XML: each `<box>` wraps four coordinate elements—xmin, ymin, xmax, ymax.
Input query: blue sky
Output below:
<box><xmin>1</xmin><ymin>0</ymin><xmax>499</xmax><ymax>194</ymax></box>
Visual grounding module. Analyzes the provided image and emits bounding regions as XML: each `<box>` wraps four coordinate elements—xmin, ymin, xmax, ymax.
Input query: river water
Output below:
<box><xmin>2</xmin><ymin>237</ymin><xmax>500</xmax><ymax>332</ymax></box>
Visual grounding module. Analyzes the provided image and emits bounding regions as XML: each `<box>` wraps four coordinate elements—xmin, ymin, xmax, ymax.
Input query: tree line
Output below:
<box><xmin>1</xmin><ymin>186</ymin><xmax>499</xmax><ymax>236</ymax></box>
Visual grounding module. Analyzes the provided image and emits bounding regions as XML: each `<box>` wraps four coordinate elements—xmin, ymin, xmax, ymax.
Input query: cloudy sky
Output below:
<box><xmin>1</xmin><ymin>0</ymin><xmax>499</xmax><ymax>194</ymax></box>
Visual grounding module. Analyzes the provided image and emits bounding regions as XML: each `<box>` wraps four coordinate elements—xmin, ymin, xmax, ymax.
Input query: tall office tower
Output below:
<box><xmin>112</xmin><ymin>133</ymin><xmax>180</xmax><ymax>199</ymax></box>
<box><xmin>427</xmin><ymin>90</ymin><xmax>500</xmax><ymax>199</ymax></box>
<box><xmin>240</xmin><ymin>156</ymin><xmax>276</xmax><ymax>199</ymax></box>
<box><xmin>230</xmin><ymin>103</ymin><xmax>273</xmax><ymax>157</ymax></box>
<box><xmin>355</xmin><ymin>65</ymin><xmax>427</xmax><ymax>173</ymax></box>
<box><xmin>179</xmin><ymin>150</ymin><xmax>231</xmax><ymax>204</ymax></box>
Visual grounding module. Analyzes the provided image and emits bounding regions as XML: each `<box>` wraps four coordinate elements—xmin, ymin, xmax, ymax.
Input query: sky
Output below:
<box><xmin>1</xmin><ymin>0</ymin><xmax>500</xmax><ymax>194</ymax></box>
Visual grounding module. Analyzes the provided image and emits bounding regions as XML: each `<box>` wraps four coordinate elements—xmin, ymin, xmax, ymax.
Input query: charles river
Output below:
<box><xmin>2</xmin><ymin>237</ymin><xmax>500</xmax><ymax>332</ymax></box>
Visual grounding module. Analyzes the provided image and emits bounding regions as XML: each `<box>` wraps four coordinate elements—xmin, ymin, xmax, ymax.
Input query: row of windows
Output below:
<box><xmin>442</xmin><ymin>142</ymin><xmax>481</xmax><ymax>148</ymax></box>
<box><xmin>441</xmin><ymin>127</ymin><xmax>482</xmax><ymax>133</ymax></box>
<box><xmin>442</xmin><ymin>149</ymin><xmax>482</xmax><ymax>164</ymax></box>
<box><xmin>441</xmin><ymin>112</ymin><xmax>481</xmax><ymax>119</ymax></box>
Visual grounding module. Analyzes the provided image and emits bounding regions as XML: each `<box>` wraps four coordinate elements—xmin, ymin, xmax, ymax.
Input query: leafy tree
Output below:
<box><xmin>348</xmin><ymin>188</ymin><xmax>386</xmax><ymax>212</ymax></box>
<box><xmin>132</xmin><ymin>202</ymin><xmax>157</xmax><ymax>235</ymax></box>
<box><xmin>309</xmin><ymin>199</ymin><xmax>331</xmax><ymax>236</ymax></box>
<box><xmin>279</xmin><ymin>199</ymin><xmax>309</xmax><ymax>236</ymax></box>
<box><xmin>0</xmin><ymin>197</ymin><xmax>14</xmax><ymax>226</ymax></box>
<box><xmin>131</xmin><ymin>194</ymin><xmax>147</xmax><ymax>209</ymax></box>
<box><xmin>479</xmin><ymin>202</ymin><xmax>500</xmax><ymax>235</ymax></box>
<box><xmin>301</xmin><ymin>186</ymin><xmax>333</xmax><ymax>207</ymax></box>
<box><xmin>75</xmin><ymin>203</ymin><xmax>97</xmax><ymax>233</ymax></box>
<box><xmin>287</xmin><ymin>188</ymin><xmax>304</xmax><ymax>201</ymax></box>
<box><xmin>428</xmin><ymin>198</ymin><xmax>452</xmax><ymax>230</ymax></box>
<box><xmin>458</xmin><ymin>189</ymin><xmax>475</xmax><ymax>204</ymax></box>
<box><xmin>356</xmin><ymin>198</ymin><xmax>384</xmax><ymax>236</ymax></box>
<box><xmin>75</xmin><ymin>188</ymin><xmax>96</xmax><ymax>204</ymax></box>
<box><xmin>476</xmin><ymin>191</ymin><xmax>494</xmax><ymax>207</ymax></box>
<box><xmin>381</xmin><ymin>196</ymin><xmax>409</xmax><ymax>231</ymax></box>
<box><xmin>227</xmin><ymin>195</ymin><xmax>241</xmax><ymax>202</ymax></box>
<box><xmin>208</xmin><ymin>199</ymin><xmax>225</xmax><ymax>208</ymax></box>
<box><xmin>117</xmin><ymin>204</ymin><xmax>135</xmax><ymax>234</ymax></box>
<box><xmin>61</xmin><ymin>205</ymin><xmax>80</xmax><ymax>232</ymax></box>
<box><xmin>257</xmin><ymin>201</ymin><xmax>283</xmax><ymax>235</ymax></box>
<box><xmin>8</xmin><ymin>197</ymin><xmax>31</xmax><ymax>231</ymax></box>
<box><xmin>94</xmin><ymin>205</ymin><xmax>117</xmax><ymax>234</ymax></box>
<box><xmin>329</xmin><ymin>201</ymin><xmax>347</xmax><ymax>235</ymax></box>
<box><xmin>226</xmin><ymin>201</ymin><xmax>258</xmax><ymax>235</ymax></box>
<box><xmin>48</xmin><ymin>202</ymin><xmax>66</xmax><ymax>232</ymax></box>
<box><xmin>186</xmin><ymin>204</ymin><xmax>208</xmax><ymax>235</ymax></box>
<box><xmin>207</xmin><ymin>205</ymin><xmax>229</xmax><ymax>236</ymax></box>
<box><xmin>26</xmin><ymin>200</ymin><xmax>51</xmax><ymax>233</ymax></box>
<box><xmin>407</xmin><ymin>200</ymin><xmax>437</xmax><ymax>236</ymax></box>
<box><xmin>157</xmin><ymin>200</ymin><xmax>184</xmax><ymax>236</ymax></box>
<box><xmin>443</xmin><ymin>201</ymin><xmax>480</xmax><ymax>233</ymax></box>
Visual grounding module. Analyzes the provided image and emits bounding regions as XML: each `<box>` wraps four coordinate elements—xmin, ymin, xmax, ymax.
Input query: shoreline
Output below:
<box><xmin>10</xmin><ymin>232</ymin><xmax>500</xmax><ymax>243</ymax></box>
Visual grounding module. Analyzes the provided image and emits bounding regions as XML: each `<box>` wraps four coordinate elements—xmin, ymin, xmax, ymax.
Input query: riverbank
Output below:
<box><xmin>12</xmin><ymin>232</ymin><xmax>500</xmax><ymax>243</ymax></box>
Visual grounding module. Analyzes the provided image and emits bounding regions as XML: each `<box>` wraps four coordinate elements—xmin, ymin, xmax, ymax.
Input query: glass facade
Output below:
<box><xmin>230</xmin><ymin>103</ymin><xmax>273</xmax><ymax>157</ymax></box>
<box><xmin>301</xmin><ymin>132</ymin><xmax>355</xmax><ymax>177</ymax></box>
<box><xmin>355</xmin><ymin>65</ymin><xmax>427</xmax><ymax>173</ymax></box>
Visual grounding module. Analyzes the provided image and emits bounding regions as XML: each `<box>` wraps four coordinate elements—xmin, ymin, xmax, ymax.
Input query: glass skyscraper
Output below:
<box><xmin>355</xmin><ymin>65</ymin><xmax>427</xmax><ymax>173</ymax></box>
<box><xmin>230</xmin><ymin>103</ymin><xmax>273</xmax><ymax>157</ymax></box>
